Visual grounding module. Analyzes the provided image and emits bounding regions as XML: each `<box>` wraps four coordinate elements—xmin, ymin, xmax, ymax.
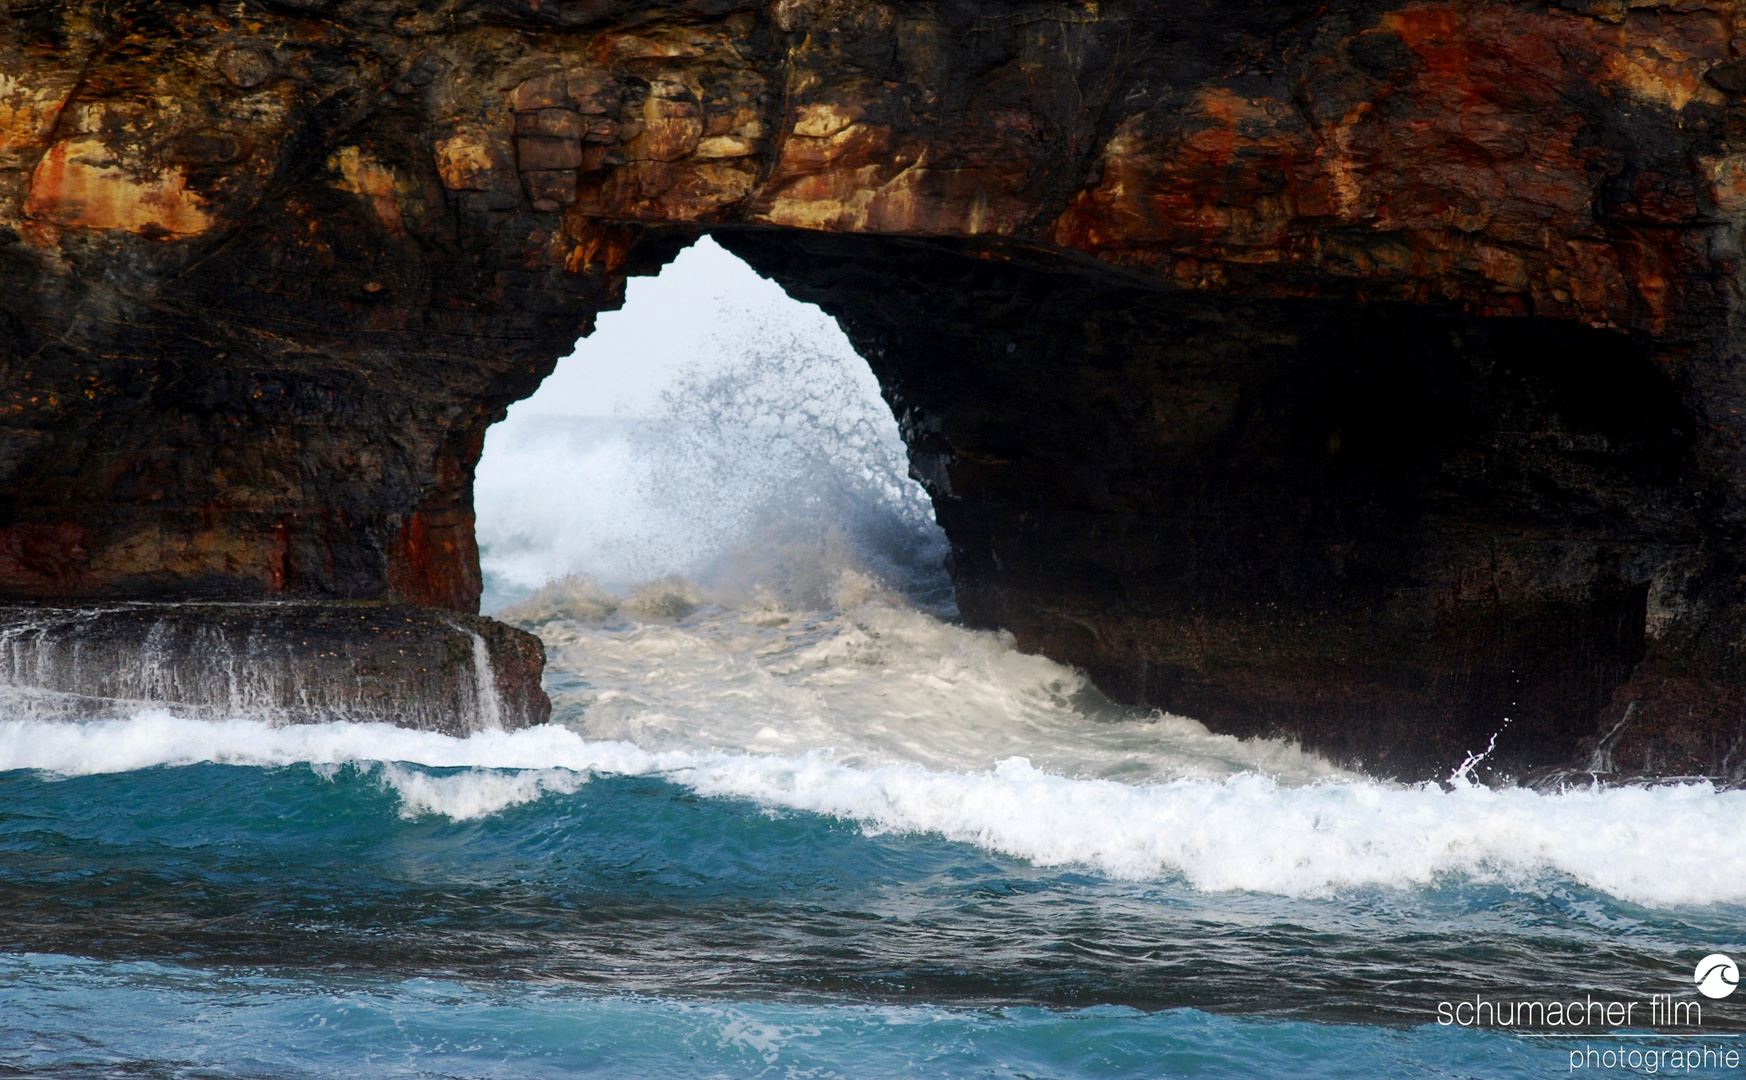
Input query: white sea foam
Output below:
<box><xmin>0</xmin><ymin>710</ymin><xmax>620</xmax><ymax>774</ymax></box>
<box><xmin>375</xmin><ymin>763</ymin><xmax>585</xmax><ymax>821</ymax></box>
<box><xmin>2</xmin><ymin>711</ymin><xmax>1743</xmax><ymax>908</ymax></box>
<box><xmin>526</xmin><ymin>596</ymin><xmax>1348</xmax><ymax>785</ymax></box>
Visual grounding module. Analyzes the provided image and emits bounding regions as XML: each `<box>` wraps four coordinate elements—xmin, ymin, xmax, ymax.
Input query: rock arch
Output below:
<box><xmin>3</xmin><ymin>0</ymin><xmax>1744</xmax><ymax>775</ymax></box>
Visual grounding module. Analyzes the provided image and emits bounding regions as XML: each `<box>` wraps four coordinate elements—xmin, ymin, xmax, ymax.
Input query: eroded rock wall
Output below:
<box><xmin>4</xmin><ymin>0</ymin><xmax>1746</xmax><ymax>773</ymax></box>
<box><xmin>720</xmin><ymin>230</ymin><xmax>1700</xmax><ymax>778</ymax></box>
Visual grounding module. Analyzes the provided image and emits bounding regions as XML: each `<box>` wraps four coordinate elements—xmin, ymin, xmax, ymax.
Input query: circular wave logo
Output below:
<box><xmin>1696</xmin><ymin>954</ymin><xmax>1739</xmax><ymax>1000</ymax></box>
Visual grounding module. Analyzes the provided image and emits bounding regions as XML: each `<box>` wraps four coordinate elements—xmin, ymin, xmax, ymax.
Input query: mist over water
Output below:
<box><xmin>475</xmin><ymin>321</ymin><xmax>950</xmax><ymax>614</ymax></box>
<box><xmin>476</xmin><ymin>236</ymin><xmax>948</xmax><ymax>614</ymax></box>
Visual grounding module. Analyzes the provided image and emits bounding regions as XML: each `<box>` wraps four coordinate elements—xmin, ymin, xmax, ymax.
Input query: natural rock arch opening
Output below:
<box><xmin>0</xmin><ymin>207</ymin><xmax>1717</xmax><ymax>777</ymax></box>
<box><xmin>471</xmin><ymin>233</ymin><xmax>950</xmax><ymax>615</ymax></box>
<box><xmin>461</xmin><ymin>223</ymin><xmax>1698</xmax><ymax>778</ymax></box>
<box><xmin>4</xmin><ymin>0</ymin><xmax>1745</xmax><ymax>777</ymax></box>
<box><xmin>0</xmin><ymin>214</ymin><xmax>1714</xmax><ymax>775</ymax></box>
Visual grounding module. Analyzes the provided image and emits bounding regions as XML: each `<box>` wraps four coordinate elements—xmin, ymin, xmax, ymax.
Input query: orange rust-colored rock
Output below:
<box><xmin>4</xmin><ymin>0</ymin><xmax>1746</xmax><ymax>773</ymax></box>
<box><xmin>26</xmin><ymin>137</ymin><xmax>212</xmax><ymax>236</ymax></box>
<box><xmin>386</xmin><ymin>507</ymin><xmax>485</xmax><ymax>614</ymax></box>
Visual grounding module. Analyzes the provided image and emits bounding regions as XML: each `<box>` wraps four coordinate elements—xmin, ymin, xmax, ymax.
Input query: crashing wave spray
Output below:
<box><xmin>477</xmin><ymin>313</ymin><xmax>951</xmax><ymax>612</ymax></box>
<box><xmin>6</xmin><ymin>711</ymin><xmax>1746</xmax><ymax>909</ymax></box>
<box><xmin>638</xmin><ymin>321</ymin><xmax>948</xmax><ymax>609</ymax></box>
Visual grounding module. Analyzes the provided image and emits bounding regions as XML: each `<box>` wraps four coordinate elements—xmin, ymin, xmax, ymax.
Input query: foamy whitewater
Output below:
<box><xmin>5</xmin><ymin>644</ymin><xmax>1745</xmax><ymax>907</ymax></box>
<box><xmin>5</xmin><ymin>241</ymin><xmax>1742</xmax><ymax>1078</ymax></box>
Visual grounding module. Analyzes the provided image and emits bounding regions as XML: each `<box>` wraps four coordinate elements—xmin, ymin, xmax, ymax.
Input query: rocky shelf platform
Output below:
<box><xmin>0</xmin><ymin>602</ymin><xmax>549</xmax><ymax>735</ymax></box>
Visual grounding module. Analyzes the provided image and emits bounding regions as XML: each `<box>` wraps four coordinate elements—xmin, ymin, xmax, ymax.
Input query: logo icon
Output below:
<box><xmin>1696</xmin><ymin>954</ymin><xmax>1739</xmax><ymax>1000</ymax></box>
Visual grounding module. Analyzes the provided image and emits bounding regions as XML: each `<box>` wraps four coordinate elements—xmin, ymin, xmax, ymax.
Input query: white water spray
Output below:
<box><xmin>462</xmin><ymin>626</ymin><xmax>504</xmax><ymax>732</ymax></box>
<box><xmin>2</xmin><ymin>710</ymin><xmax>1744</xmax><ymax>908</ymax></box>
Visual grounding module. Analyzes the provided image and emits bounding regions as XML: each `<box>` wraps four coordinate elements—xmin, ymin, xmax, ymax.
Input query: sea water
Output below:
<box><xmin>3</xmin><ymin>614</ymin><xmax>1744</xmax><ymax>1077</ymax></box>
<box><xmin>4</xmin><ymin>271</ymin><xmax>1744</xmax><ymax>1077</ymax></box>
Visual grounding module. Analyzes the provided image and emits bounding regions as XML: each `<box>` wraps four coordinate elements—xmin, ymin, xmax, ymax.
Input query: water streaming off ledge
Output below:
<box><xmin>0</xmin><ymin>603</ymin><xmax>538</xmax><ymax>735</ymax></box>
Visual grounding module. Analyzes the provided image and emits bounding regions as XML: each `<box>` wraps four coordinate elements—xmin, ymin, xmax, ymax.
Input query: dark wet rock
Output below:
<box><xmin>0</xmin><ymin>602</ymin><xmax>550</xmax><ymax>735</ymax></box>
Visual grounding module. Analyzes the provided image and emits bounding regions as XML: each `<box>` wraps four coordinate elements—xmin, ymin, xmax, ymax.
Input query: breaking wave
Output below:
<box><xmin>476</xmin><ymin>317</ymin><xmax>950</xmax><ymax>614</ymax></box>
<box><xmin>3</xmin><ymin>704</ymin><xmax>1743</xmax><ymax>908</ymax></box>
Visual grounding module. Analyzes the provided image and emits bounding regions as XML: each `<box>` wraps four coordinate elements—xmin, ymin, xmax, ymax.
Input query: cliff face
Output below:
<box><xmin>3</xmin><ymin>0</ymin><xmax>1745</xmax><ymax>776</ymax></box>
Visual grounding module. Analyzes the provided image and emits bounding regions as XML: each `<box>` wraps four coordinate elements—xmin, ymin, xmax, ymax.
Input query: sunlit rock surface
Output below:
<box><xmin>2</xmin><ymin>0</ymin><xmax>1745</xmax><ymax>775</ymax></box>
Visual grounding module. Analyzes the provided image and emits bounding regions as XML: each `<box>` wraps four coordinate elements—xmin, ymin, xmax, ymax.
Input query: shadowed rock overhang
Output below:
<box><xmin>2</xmin><ymin>0</ymin><xmax>1744</xmax><ymax>778</ymax></box>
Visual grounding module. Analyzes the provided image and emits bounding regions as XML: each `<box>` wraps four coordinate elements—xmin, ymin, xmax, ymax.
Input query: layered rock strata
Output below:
<box><xmin>0</xmin><ymin>602</ymin><xmax>550</xmax><ymax>734</ymax></box>
<box><xmin>3</xmin><ymin>0</ymin><xmax>1745</xmax><ymax>775</ymax></box>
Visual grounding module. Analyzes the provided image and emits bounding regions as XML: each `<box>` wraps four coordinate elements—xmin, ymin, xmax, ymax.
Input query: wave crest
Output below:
<box><xmin>3</xmin><ymin>713</ymin><xmax>1742</xmax><ymax>908</ymax></box>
